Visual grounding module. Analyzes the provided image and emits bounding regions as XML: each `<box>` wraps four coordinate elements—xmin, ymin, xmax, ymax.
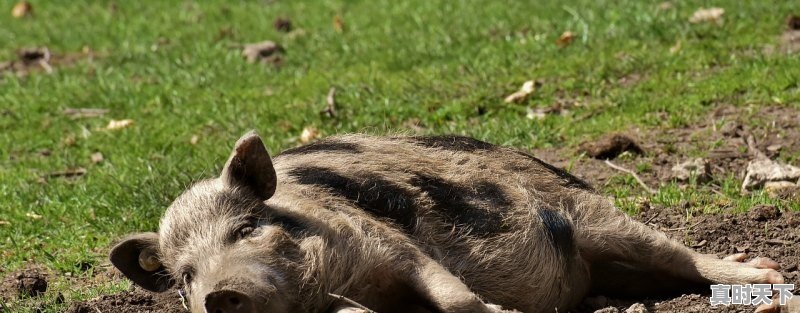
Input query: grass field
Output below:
<box><xmin>1</xmin><ymin>0</ymin><xmax>799</xmax><ymax>311</ymax></box>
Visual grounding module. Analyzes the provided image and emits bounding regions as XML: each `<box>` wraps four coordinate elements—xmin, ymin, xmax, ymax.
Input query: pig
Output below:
<box><xmin>110</xmin><ymin>131</ymin><xmax>786</xmax><ymax>313</ymax></box>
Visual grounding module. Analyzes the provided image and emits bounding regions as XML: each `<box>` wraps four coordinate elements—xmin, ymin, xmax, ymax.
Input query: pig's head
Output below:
<box><xmin>110</xmin><ymin>131</ymin><xmax>308</xmax><ymax>313</ymax></box>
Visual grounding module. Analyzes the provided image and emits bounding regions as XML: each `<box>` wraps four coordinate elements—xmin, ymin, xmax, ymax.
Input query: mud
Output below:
<box><xmin>0</xmin><ymin>269</ymin><xmax>47</xmax><ymax>298</ymax></box>
<box><xmin>64</xmin><ymin>289</ymin><xmax>185</xmax><ymax>313</ymax></box>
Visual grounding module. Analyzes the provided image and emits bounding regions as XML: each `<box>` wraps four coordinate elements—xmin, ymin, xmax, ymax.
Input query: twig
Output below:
<box><xmin>328</xmin><ymin>293</ymin><xmax>377</xmax><ymax>313</ymax></box>
<box><xmin>664</xmin><ymin>221</ymin><xmax>702</xmax><ymax>231</ymax></box>
<box><xmin>745</xmin><ymin>134</ymin><xmax>768</xmax><ymax>160</ymax></box>
<box><xmin>603</xmin><ymin>160</ymin><xmax>657</xmax><ymax>194</ymax></box>
<box><xmin>642</xmin><ymin>210</ymin><xmax>661</xmax><ymax>225</ymax></box>
<box><xmin>322</xmin><ymin>87</ymin><xmax>338</xmax><ymax>118</ymax></box>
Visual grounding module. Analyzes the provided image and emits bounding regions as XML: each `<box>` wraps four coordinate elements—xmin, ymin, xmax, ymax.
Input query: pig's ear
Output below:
<box><xmin>220</xmin><ymin>130</ymin><xmax>277</xmax><ymax>200</ymax></box>
<box><xmin>109</xmin><ymin>232</ymin><xmax>174</xmax><ymax>292</ymax></box>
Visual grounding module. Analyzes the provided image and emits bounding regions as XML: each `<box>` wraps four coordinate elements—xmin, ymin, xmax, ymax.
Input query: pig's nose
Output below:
<box><xmin>204</xmin><ymin>290</ymin><xmax>253</xmax><ymax>313</ymax></box>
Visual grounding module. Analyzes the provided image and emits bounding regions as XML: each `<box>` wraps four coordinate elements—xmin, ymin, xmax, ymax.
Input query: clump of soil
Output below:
<box><xmin>578</xmin><ymin>134</ymin><xmax>644</xmax><ymax>159</ymax></box>
<box><xmin>65</xmin><ymin>288</ymin><xmax>185</xmax><ymax>313</ymax></box>
<box><xmin>1</xmin><ymin>268</ymin><xmax>47</xmax><ymax>298</ymax></box>
<box><xmin>273</xmin><ymin>17</ymin><xmax>293</xmax><ymax>32</ymax></box>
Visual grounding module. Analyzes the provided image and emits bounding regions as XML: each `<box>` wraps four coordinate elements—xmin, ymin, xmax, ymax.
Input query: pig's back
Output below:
<box><xmin>273</xmin><ymin>134</ymin><xmax>594</xmax><ymax>238</ymax></box>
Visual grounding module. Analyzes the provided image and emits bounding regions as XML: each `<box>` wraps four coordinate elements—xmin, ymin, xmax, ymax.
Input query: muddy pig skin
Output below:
<box><xmin>110</xmin><ymin>132</ymin><xmax>786</xmax><ymax>313</ymax></box>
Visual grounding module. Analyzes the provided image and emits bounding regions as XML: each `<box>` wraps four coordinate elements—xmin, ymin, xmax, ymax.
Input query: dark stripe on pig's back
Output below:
<box><xmin>286</xmin><ymin>166</ymin><xmax>419</xmax><ymax>232</ymax></box>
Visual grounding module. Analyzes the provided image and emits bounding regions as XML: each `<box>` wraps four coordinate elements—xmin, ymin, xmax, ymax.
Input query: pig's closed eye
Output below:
<box><xmin>236</xmin><ymin>224</ymin><xmax>256</xmax><ymax>240</ymax></box>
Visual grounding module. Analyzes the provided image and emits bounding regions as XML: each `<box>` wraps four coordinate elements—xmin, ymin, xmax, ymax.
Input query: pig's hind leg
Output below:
<box><xmin>575</xmin><ymin>195</ymin><xmax>783</xmax><ymax>298</ymax></box>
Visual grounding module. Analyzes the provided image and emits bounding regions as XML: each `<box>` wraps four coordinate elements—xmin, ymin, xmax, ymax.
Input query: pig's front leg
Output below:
<box><xmin>404</xmin><ymin>255</ymin><xmax>520</xmax><ymax>313</ymax></box>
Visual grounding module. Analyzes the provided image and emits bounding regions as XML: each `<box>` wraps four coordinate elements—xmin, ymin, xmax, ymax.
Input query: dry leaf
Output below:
<box><xmin>657</xmin><ymin>2</ymin><xmax>673</xmax><ymax>11</ymax></box>
<box><xmin>333</xmin><ymin>15</ymin><xmax>345</xmax><ymax>33</ymax></box>
<box><xmin>0</xmin><ymin>220</ymin><xmax>10</xmax><ymax>226</ymax></box>
<box><xmin>321</xmin><ymin>87</ymin><xmax>337</xmax><ymax>118</ymax></box>
<box><xmin>11</xmin><ymin>1</ymin><xmax>32</xmax><ymax>18</ymax></box>
<box><xmin>62</xmin><ymin>134</ymin><xmax>77</xmax><ymax>146</ymax></box>
<box><xmin>689</xmin><ymin>7</ymin><xmax>724</xmax><ymax>24</ymax></box>
<box><xmin>26</xmin><ymin>212</ymin><xmax>42</xmax><ymax>220</ymax></box>
<box><xmin>669</xmin><ymin>40</ymin><xmax>682</xmax><ymax>54</ymax></box>
<box><xmin>105</xmin><ymin>119</ymin><xmax>134</xmax><ymax>130</ymax></box>
<box><xmin>504</xmin><ymin>80</ymin><xmax>539</xmax><ymax>103</ymax></box>
<box><xmin>190</xmin><ymin>135</ymin><xmax>200</xmax><ymax>145</ymax></box>
<box><xmin>556</xmin><ymin>31</ymin><xmax>575</xmax><ymax>47</ymax></box>
<box><xmin>63</xmin><ymin>108</ymin><xmax>109</xmax><ymax>119</ymax></box>
<box><xmin>526</xmin><ymin>107</ymin><xmax>547</xmax><ymax>120</ymax></box>
<box><xmin>241</xmin><ymin>41</ymin><xmax>284</xmax><ymax>64</ymax></box>
<box><xmin>300</xmin><ymin>127</ymin><xmax>319</xmax><ymax>143</ymax></box>
<box><xmin>90</xmin><ymin>152</ymin><xmax>104</xmax><ymax>164</ymax></box>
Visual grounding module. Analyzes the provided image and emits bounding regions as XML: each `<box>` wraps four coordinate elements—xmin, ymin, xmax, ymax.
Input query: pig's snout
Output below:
<box><xmin>204</xmin><ymin>289</ymin><xmax>254</xmax><ymax>313</ymax></box>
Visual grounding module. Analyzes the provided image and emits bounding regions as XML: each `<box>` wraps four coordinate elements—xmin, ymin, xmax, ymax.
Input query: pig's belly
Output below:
<box><xmin>421</xmin><ymin>230</ymin><xmax>592</xmax><ymax>312</ymax></box>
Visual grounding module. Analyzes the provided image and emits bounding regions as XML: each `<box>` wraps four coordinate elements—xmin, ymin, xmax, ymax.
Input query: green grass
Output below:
<box><xmin>1</xmin><ymin>0</ymin><xmax>799</xmax><ymax>311</ymax></box>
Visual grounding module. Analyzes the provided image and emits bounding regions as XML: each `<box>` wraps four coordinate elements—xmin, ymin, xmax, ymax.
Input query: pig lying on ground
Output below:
<box><xmin>110</xmin><ymin>131</ymin><xmax>787</xmax><ymax>313</ymax></box>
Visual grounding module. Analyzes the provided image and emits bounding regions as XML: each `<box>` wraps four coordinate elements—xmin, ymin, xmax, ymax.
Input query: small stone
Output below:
<box><xmin>670</xmin><ymin>158</ymin><xmax>711</xmax><ymax>182</ymax></box>
<box><xmin>625</xmin><ymin>303</ymin><xmax>649</xmax><ymax>313</ymax></box>
<box><xmin>742</xmin><ymin>159</ymin><xmax>800</xmax><ymax>191</ymax></box>
<box><xmin>90</xmin><ymin>152</ymin><xmax>104</xmax><ymax>164</ymax></box>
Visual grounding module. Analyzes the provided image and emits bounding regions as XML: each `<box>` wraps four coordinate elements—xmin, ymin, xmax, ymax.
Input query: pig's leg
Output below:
<box><xmin>576</xmin><ymin>197</ymin><xmax>783</xmax><ymax>288</ymax></box>
<box><xmin>403</xmin><ymin>255</ymin><xmax>519</xmax><ymax>313</ymax></box>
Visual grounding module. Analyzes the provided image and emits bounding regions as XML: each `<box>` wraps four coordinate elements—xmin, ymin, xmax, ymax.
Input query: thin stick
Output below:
<box><xmin>603</xmin><ymin>160</ymin><xmax>657</xmax><ymax>194</ymax></box>
<box><xmin>328</xmin><ymin>293</ymin><xmax>377</xmax><ymax>313</ymax></box>
<box><xmin>664</xmin><ymin>221</ymin><xmax>702</xmax><ymax>232</ymax></box>
<box><xmin>745</xmin><ymin>134</ymin><xmax>768</xmax><ymax>160</ymax></box>
<box><xmin>322</xmin><ymin>87</ymin><xmax>338</xmax><ymax>118</ymax></box>
<box><xmin>642</xmin><ymin>210</ymin><xmax>660</xmax><ymax>225</ymax></box>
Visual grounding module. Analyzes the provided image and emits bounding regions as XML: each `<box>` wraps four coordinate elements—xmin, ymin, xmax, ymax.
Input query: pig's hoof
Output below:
<box><xmin>485</xmin><ymin>303</ymin><xmax>522</xmax><ymax>313</ymax></box>
<box><xmin>723</xmin><ymin>253</ymin><xmax>784</xmax><ymax>284</ymax></box>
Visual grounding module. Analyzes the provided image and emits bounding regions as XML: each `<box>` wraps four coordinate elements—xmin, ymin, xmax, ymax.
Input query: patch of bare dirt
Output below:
<box><xmin>65</xmin><ymin>288</ymin><xmax>185</xmax><ymax>313</ymax></box>
<box><xmin>539</xmin><ymin>105</ymin><xmax>800</xmax><ymax>193</ymax></box>
<box><xmin>1</xmin><ymin>267</ymin><xmax>48</xmax><ymax>298</ymax></box>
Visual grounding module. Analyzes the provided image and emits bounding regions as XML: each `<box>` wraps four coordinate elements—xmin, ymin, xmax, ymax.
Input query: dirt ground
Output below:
<box><xmin>3</xmin><ymin>105</ymin><xmax>799</xmax><ymax>313</ymax></box>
